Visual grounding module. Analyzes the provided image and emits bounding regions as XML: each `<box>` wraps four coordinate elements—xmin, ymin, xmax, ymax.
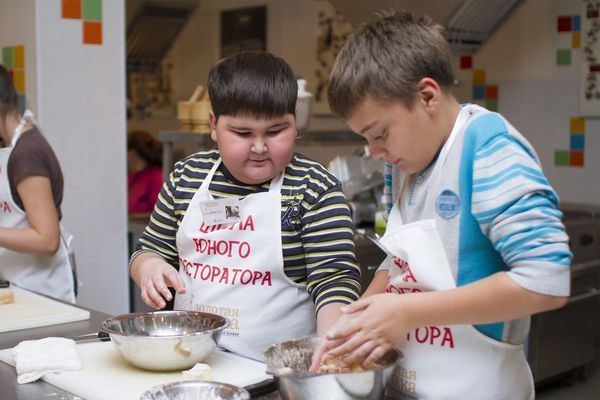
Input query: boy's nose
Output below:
<box><xmin>251</xmin><ymin>139</ymin><xmax>268</xmax><ymax>154</ymax></box>
<box><xmin>369</xmin><ymin>143</ymin><xmax>385</xmax><ymax>160</ymax></box>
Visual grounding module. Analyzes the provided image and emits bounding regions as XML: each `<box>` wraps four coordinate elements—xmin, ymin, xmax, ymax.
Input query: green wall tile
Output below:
<box><xmin>83</xmin><ymin>0</ymin><xmax>102</xmax><ymax>21</ymax></box>
<box><xmin>2</xmin><ymin>47</ymin><xmax>13</xmax><ymax>68</ymax></box>
<box><xmin>556</xmin><ymin>49</ymin><xmax>571</xmax><ymax>66</ymax></box>
<box><xmin>554</xmin><ymin>150</ymin><xmax>569</xmax><ymax>166</ymax></box>
<box><xmin>485</xmin><ymin>100</ymin><xmax>498</xmax><ymax>112</ymax></box>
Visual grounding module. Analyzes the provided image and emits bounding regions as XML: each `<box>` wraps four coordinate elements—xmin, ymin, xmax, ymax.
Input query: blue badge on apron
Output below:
<box><xmin>436</xmin><ymin>189</ymin><xmax>460</xmax><ymax>219</ymax></box>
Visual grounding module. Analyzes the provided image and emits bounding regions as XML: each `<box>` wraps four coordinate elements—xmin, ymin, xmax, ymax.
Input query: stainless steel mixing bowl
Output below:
<box><xmin>101</xmin><ymin>310</ymin><xmax>229</xmax><ymax>371</ymax></box>
<box><xmin>264</xmin><ymin>336</ymin><xmax>401</xmax><ymax>400</ymax></box>
<box><xmin>139</xmin><ymin>381</ymin><xmax>250</xmax><ymax>400</ymax></box>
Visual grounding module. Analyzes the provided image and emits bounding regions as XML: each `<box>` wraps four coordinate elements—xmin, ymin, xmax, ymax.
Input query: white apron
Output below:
<box><xmin>378</xmin><ymin>108</ymin><xmax>534</xmax><ymax>399</ymax></box>
<box><xmin>174</xmin><ymin>159</ymin><xmax>316</xmax><ymax>360</ymax></box>
<box><xmin>0</xmin><ymin>111</ymin><xmax>76</xmax><ymax>303</ymax></box>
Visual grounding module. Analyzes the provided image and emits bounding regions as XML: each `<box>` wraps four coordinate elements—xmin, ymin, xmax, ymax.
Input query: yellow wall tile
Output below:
<box><xmin>13</xmin><ymin>45</ymin><xmax>24</xmax><ymax>68</ymax></box>
<box><xmin>13</xmin><ymin>69</ymin><xmax>25</xmax><ymax>92</ymax></box>
<box><xmin>572</xmin><ymin>32</ymin><xmax>580</xmax><ymax>49</ymax></box>
<box><xmin>473</xmin><ymin>69</ymin><xmax>486</xmax><ymax>85</ymax></box>
<box><xmin>570</xmin><ymin>117</ymin><xmax>585</xmax><ymax>133</ymax></box>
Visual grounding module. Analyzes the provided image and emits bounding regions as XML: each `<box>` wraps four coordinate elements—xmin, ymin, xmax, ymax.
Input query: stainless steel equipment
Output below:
<box><xmin>101</xmin><ymin>310</ymin><xmax>229</xmax><ymax>371</ymax></box>
<box><xmin>140</xmin><ymin>381</ymin><xmax>250</xmax><ymax>400</ymax></box>
<box><xmin>329</xmin><ymin>154</ymin><xmax>385</xmax><ymax>227</ymax></box>
<box><xmin>263</xmin><ymin>336</ymin><xmax>400</xmax><ymax>400</ymax></box>
<box><xmin>354</xmin><ymin>230</ymin><xmax>387</xmax><ymax>291</ymax></box>
<box><xmin>528</xmin><ymin>203</ymin><xmax>600</xmax><ymax>385</ymax></box>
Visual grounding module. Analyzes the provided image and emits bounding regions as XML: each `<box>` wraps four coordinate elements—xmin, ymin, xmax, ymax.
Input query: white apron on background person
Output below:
<box><xmin>0</xmin><ymin>110</ymin><xmax>76</xmax><ymax>303</ymax></box>
<box><xmin>175</xmin><ymin>158</ymin><xmax>316</xmax><ymax>360</ymax></box>
<box><xmin>378</xmin><ymin>107</ymin><xmax>534</xmax><ymax>399</ymax></box>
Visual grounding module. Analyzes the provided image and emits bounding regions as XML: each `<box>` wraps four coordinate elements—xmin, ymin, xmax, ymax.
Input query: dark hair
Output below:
<box><xmin>127</xmin><ymin>130</ymin><xmax>162</xmax><ymax>167</ymax></box>
<box><xmin>207</xmin><ymin>51</ymin><xmax>297</xmax><ymax>120</ymax></box>
<box><xmin>0</xmin><ymin>64</ymin><xmax>20</xmax><ymax>127</ymax></box>
<box><xmin>328</xmin><ymin>9</ymin><xmax>455</xmax><ymax>119</ymax></box>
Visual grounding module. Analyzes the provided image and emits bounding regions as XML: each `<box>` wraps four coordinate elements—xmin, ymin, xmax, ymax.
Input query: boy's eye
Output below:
<box><xmin>266</xmin><ymin>129</ymin><xmax>284</xmax><ymax>136</ymax></box>
<box><xmin>374</xmin><ymin>130</ymin><xmax>387</xmax><ymax>140</ymax></box>
<box><xmin>232</xmin><ymin>130</ymin><xmax>252</xmax><ymax>137</ymax></box>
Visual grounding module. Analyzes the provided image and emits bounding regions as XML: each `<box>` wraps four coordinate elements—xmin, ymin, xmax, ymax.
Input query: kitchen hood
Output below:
<box><xmin>443</xmin><ymin>0</ymin><xmax>524</xmax><ymax>54</ymax></box>
<box><xmin>127</xmin><ymin>0</ymin><xmax>198</xmax><ymax>69</ymax></box>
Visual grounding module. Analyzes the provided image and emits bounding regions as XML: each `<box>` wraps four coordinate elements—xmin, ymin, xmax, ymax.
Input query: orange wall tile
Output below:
<box><xmin>83</xmin><ymin>21</ymin><xmax>102</xmax><ymax>45</ymax></box>
<box><xmin>62</xmin><ymin>0</ymin><xmax>81</xmax><ymax>19</ymax></box>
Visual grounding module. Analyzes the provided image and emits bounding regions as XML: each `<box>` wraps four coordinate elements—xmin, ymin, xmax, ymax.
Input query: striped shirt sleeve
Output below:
<box><xmin>471</xmin><ymin>133</ymin><xmax>572</xmax><ymax>296</ymax></box>
<box><xmin>131</xmin><ymin>151</ymin><xmax>361</xmax><ymax>312</ymax></box>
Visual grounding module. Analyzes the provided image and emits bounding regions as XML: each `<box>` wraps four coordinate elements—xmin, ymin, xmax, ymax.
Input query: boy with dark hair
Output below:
<box><xmin>130</xmin><ymin>51</ymin><xmax>361</xmax><ymax>361</ymax></box>
<box><xmin>314</xmin><ymin>9</ymin><xmax>571</xmax><ymax>399</ymax></box>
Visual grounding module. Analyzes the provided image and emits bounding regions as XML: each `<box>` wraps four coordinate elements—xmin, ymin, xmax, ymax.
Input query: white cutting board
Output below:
<box><xmin>0</xmin><ymin>286</ymin><xmax>90</xmax><ymax>333</ymax></box>
<box><xmin>0</xmin><ymin>341</ymin><xmax>270</xmax><ymax>400</ymax></box>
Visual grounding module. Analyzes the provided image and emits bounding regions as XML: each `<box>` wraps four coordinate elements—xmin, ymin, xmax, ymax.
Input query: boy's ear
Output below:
<box><xmin>417</xmin><ymin>78</ymin><xmax>441</xmax><ymax>113</ymax></box>
<box><xmin>209</xmin><ymin>112</ymin><xmax>217</xmax><ymax>141</ymax></box>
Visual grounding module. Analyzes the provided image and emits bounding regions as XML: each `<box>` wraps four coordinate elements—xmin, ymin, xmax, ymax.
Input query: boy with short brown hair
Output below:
<box><xmin>316</xmin><ymin>9</ymin><xmax>571</xmax><ymax>399</ymax></box>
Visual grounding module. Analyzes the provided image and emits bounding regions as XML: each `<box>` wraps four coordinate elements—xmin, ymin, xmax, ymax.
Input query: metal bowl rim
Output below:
<box><xmin>263</xmin><ymin>335</ymin><xmax>402</xmax><ymax>376</ymax></box>
<box><xmin>140</xmin><ymin>380</ymin><xmax>250</xmax><ymax>399</ymax></box>
<box><xmin>101</xmin><ymin>310</ymin><xmax>230</xmax><ymax>337</ymax></box>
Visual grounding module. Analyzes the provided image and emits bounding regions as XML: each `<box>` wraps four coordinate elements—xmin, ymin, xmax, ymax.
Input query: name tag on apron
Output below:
<box><xmin>199</xmin><ymin>197</ymin><xmax>242</xmax><ymax>226</ymax></box>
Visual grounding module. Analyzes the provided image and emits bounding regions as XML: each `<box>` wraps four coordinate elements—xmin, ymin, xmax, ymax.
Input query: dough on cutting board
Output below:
<box><xmin>182</xmin><ymin>363</ymin><xmax>212</xmax><ymax>380</ymax></box>
<box><xmin>0</xmin><ymin>289</ymin><xmax>15</xmax><ymax>305</ymax></box>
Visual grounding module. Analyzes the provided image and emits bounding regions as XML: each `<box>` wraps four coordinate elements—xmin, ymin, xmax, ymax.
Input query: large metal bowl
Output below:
<box><xmin>139</xmin><ymin>381</ymin><xmax>250</xmax><ymax>400</ymax></box>
<box><xmin>264</xmin><ymin>336</ymin><xmax>401</xmax><ymax>400</ymax></box>
<box><xmin>101</xmin><ymin>310</ymin><xmax>229</xmax><ymax>371</ymax></box>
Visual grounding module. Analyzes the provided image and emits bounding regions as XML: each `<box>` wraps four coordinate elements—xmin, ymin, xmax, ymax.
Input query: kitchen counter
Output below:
<box><xmin>0</xmin><ymin>303</ymin><xmax>110</xmax><ymax>400</ymax></box>
<box><xmin>0</xmin><ymin>303</ymin><xmax>281</xmax><ymax>400</ymax></box>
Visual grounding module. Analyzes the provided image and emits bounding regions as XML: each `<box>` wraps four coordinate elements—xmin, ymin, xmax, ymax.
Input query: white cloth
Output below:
<box><xmin>174</xmin><ymin>158</ymin><xmax>316</xmax><ymax>360</ymax></box>
<box><xmin>13</xmin><ymin>337</ymin><xmax>81</xmax><ymax>384</ymax></box>
<box><xmin>0</xmin><ymin>110</ymin><xmax>76</xmax><ymax>302</ymax></box>
<box><xmin>379</xmin><ymin>107</ymin><xmax>534</xmax><ymax>399</ymax></box>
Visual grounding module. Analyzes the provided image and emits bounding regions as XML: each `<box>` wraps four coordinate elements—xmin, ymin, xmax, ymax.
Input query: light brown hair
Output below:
<box><xmin>328</xmin><ymin>8</ymin><xmax>455</xmax><ymax>119</ymax></box>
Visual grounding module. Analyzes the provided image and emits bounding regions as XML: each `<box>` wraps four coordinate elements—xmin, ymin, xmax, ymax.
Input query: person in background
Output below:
<box><xmin>129</xmin><ymin>51</ymin><xmax>361</xmax><ymax>361</ymax></box>
<box><xmin>127</xmin><ymin>130</ymin><xmax>163</xmax><ymax>215</ymax></box>
<box><xmin>0</xmin><ymin>65</ymin><xmax>76</xmax><ymax>302</ymax></box>
<box><xmin>312</xmin><ymin>9</ymin><xmax>571</xmax><ymax>399</ymax></box>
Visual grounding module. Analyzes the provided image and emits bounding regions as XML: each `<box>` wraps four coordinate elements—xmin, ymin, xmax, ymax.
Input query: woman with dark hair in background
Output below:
<box><xmin>127</xmin><ymin>130</ymin><xmax>163</xmax><ymax>215</ymax></box>
<box><xmin>0</xmin><ymin>65</ymin><xmax>76</xmax><ymax>302</ymax></box>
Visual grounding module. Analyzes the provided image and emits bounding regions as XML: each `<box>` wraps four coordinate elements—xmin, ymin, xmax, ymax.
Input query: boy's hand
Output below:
<box><xmin>323</xmin><ymin>293</ymin><xmax>409</xmax><ymax>367</ymax></box>
<box><xmin>138</xmin><ymin>257</ymin><xmax>186</xmax><ymax>309</ymax></box>
<box><xmin>308</xmin><ymin>311</ymin><xmax>362</xmax><ymax>372</ymax></box>
<box><xmin>309</xmin><ymin>336</ymin><xmax>347</xmax><ymax>372</ymax></box>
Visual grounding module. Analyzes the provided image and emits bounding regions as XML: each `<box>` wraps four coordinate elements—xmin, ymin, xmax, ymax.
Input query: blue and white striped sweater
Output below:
<box><xmin>390</xmin><ymin>104</ymin><xmax>571</xmax><ymax>343</ymax></box>
<box><xmin>468</xmin><ymin>113</ymin><xmax>571</xmax><ymax>282</ymax></box>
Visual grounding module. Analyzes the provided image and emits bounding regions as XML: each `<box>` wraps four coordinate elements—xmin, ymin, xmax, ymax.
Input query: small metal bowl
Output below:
<box><xmin>139</xmin><ymin>381</ymin><xmax>250</xmax><ymax>400</ymax></box>
<box><xmin>264</xmin><ymin>336</ymin><xmax>401</xmax><ymax>400</ymax></box>
<box><xmin>101</xmin><ymin>310</ymin><xmax>229</xmax><ymax>371</ymax></box>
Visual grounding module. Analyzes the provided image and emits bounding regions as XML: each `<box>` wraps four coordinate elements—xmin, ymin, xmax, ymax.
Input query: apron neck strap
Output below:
<box><xmin>11</xmin><ymin>110</ymin><xmax>34</xmax><ymax>147</ymax></box>
<box><xmin>201</xmin><ymin>157</ymin><xmax>285</xmax><ymax>195</ymax></box>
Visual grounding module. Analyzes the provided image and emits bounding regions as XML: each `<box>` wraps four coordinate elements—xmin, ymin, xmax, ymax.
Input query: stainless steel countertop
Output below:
<box><xmin>0</xmin><ymin>303</ymin><xmax>281</xmax><ymax>399</ymax></box>
<box><xmin>0</xmin><ymin>303</ymin><xmax>111</xmax><ymax>400</ymax></box>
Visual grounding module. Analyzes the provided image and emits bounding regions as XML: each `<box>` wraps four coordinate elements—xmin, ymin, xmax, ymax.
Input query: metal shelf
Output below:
<box><xmin>158</xmin><ymin>130</ymin><xmax>212</xmax><ymax>178</ymax></box>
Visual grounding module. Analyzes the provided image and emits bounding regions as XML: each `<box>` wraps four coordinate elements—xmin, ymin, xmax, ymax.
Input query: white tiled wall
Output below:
<box><xmin>0</xmin><ymin>0</ymin><xmax>37</xmax><ymax>112</ymax></box>
<box><xmin>34</xmin><ymin>0</ymin><xmax>128</xmax><ymax>314</ymax></box>
<box><xmin>453</xmin><ymin>0</ymin><xmax>600</xmax><ymax>204</ymax></box>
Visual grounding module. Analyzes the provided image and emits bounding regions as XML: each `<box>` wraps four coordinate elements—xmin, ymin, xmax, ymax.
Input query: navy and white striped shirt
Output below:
<box><xmin>132</xmin><ymin>150</ymin><xmax>361</xmax><ymax>312</ymax></box>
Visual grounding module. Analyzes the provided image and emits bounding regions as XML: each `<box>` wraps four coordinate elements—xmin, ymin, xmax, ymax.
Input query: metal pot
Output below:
<box><xmin>139</xmin><ymin>381</ymin><xmax>250</xmax><ymax>400</ymax></box>
<box><xmin>263</xmin><ymin>336</ymin><xmax>401</xmax><ymax>400</ymax></box>
<box><xmin>101</xmin><ymin>310</ymin><xmax>229</xmax><ymax>371</ymax></box>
